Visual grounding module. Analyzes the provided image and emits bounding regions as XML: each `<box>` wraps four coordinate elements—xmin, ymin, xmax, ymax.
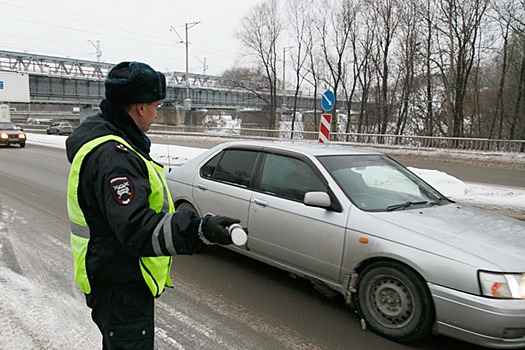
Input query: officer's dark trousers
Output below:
<box><xmin>86</xmin><ymin>282</ymin><xmax>155</xmax><ymax>350</ymax></box>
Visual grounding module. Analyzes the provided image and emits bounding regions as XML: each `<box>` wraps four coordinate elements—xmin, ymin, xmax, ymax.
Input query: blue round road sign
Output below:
<box><xmin>321</xmin><ymin>90</ymin><xmax>335</xmax><ymax>111</ymax></box>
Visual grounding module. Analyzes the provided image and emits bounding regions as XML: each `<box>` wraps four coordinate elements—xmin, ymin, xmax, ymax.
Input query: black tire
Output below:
<box><xmin>19</xmin><ymin>143</ymin><xmax>25</xmax><ymax>148</ymax></box>
<box><xmin>56</xmin><ymin>130</ymin><xmax>60</xmax><ymax>135</ymax></box>
<box><xmin>356</xmin><ymin>261</ymin><xmax>434</xmax><ymax>343</ymax></box>
<box><xmin>176</xmin><ymin>202</ymin><xmax>198</xmax><ymax>215</ymax></box>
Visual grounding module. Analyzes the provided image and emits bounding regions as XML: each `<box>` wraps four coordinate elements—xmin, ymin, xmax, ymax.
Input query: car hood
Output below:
<box><xmin>370</xmin><ymin>204</ymin><xmax>525</xmax><ymax>271</ymax></box>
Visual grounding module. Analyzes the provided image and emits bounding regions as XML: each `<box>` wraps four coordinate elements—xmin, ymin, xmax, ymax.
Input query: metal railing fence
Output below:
<box><xmin>149</xmin><ymin>125</ymin><xmax>525</xmax><ymax>153</ymax></box>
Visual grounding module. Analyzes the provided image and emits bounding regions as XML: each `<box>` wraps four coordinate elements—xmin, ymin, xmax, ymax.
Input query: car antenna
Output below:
<box><xmin>167</xmin><ymin>142</ymin><xmax>172</xmax><ymax>172</ymax></box>
<box><xmin>165</xmin><ymin>109</ymin><xmax>172</xmax><ymax>172</ymax></box>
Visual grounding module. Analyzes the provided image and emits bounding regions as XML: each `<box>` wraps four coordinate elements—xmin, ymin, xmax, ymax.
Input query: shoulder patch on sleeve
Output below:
<box><xmin>114</xmin><ymin>141</ymin><xmax>129</xmax><ymax>153</ymax></box>
<box><xmin>109</xmin><ymin>177</ymin><xmax>134</xmax><ymax>205</ymax></box>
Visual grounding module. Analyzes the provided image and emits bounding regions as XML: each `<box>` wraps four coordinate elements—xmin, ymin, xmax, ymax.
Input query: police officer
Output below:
<box><xmin>66</xmin><ymin>61</ymin><xmax>240</xmax><ymax>349</ymax></box>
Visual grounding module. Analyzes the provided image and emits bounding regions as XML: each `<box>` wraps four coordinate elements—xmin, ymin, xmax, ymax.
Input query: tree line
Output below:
<box><xmin>227</xmin><ymin>0</ymin><xmax>525</xmax><ymax>142</ymax></box>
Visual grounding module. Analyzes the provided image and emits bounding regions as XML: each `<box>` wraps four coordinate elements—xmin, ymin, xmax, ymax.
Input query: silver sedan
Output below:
<box><xmin>46</xmin><ymin>121</ymin><xmax>73</xmax><ymax>135</ymax></box>
<box><xmin>166</xmin><ymin>140</ymin><xmax>525</xmax><ymax>348</ymax></box>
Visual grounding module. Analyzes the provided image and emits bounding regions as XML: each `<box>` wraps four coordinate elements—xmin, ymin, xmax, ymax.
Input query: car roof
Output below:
<box><xmin>220</xmin><ymin>140</ymin><xmax>382</xmax><ymax>157</ymax></box>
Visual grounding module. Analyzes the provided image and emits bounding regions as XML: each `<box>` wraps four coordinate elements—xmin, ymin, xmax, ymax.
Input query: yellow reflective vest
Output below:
<box><xmin>67</xmin><ymin>135</ymin><xmax>173</xmax><ymax>297</ymax></box>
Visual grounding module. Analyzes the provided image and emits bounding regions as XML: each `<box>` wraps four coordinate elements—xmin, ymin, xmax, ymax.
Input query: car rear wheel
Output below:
<box><xmin>356</xmin><ymin>261</ymin><xmax>434</xmax><ymax>343</ymax></box>
<box><xmin>176</xmin><ymin>202</ymin><xmax>198</xmax><ymax>215</ymax></box>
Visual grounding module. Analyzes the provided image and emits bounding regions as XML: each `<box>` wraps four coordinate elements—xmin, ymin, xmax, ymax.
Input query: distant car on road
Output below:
<box><xmin>46</xmin><ymin>121</ymin><xmax>73</xmax><ymax>135</ymax></box>
<box><xmin>166</xmin><ymin>140</ymin><xmax>525</xmax><ymax>349</ymax></box>
<box><xmin>0</xmin><ymin>122</ymin><xmax>26</xmax><ymax>148</ymax></box>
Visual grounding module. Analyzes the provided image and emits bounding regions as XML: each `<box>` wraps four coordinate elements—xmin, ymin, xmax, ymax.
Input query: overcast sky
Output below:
<box><xmin>0</xmin><ymin>0</ymin><xmax>262</xmax><ymax>75</ymax></box>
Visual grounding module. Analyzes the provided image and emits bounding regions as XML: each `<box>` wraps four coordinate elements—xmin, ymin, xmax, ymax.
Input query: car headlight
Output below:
<box><xmin>19</xmin><ymin>134</ymin><xmax>26</xmax><ymax>139</ymax></box>
<box><xmin>479</xmin><ymin>271</ymin><xmax>525</xmax><ymax>299</ymax></box>
<box><xmin>1</xmin><ymin>133</ymin><xmax>7</xmax><ymax>139</ymax></box>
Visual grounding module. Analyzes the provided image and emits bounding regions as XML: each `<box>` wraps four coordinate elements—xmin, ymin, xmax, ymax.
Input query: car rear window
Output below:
<box><xmin>200</xmin><ymin>149</ymin><xmax>258</xmax><ymax>187</ymax></box>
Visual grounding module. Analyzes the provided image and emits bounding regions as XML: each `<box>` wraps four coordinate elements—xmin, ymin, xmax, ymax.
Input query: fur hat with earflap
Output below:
<box><xmin>104</xmin><ymin>61</ymin><xmax>166</xmax><ymax>105</ymax></box>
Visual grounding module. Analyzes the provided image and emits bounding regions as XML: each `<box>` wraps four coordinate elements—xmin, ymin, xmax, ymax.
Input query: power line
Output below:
<box><xmin>0</xmin><ymin>1</ymin><xmax>244</xmax><ymax>73</ymax></box>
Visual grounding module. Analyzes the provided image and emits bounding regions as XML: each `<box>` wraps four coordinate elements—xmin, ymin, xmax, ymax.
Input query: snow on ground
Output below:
<box><xmin>409</xmin><ymin>167</ymin><xmax>525</xmax><ymax>217</ymax></box>
<box><xmin>26</xmin><ymin>132</ymin><xmax>525</xmax><ymax>216</ymax></box>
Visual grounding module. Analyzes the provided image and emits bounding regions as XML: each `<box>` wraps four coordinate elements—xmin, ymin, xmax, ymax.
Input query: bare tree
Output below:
<box><xmin>302</xmin><ymin>4</ymin><xmax>323</xmax><ymax>130</ymax></box>
<box><xmin>286</xmin><ymin>0</ymin><xmax>313</xmax><ymax>134</ymax></box>
<box><xmin>510</xmin><ymin>40</ymin><xmax>525</xmax><ymax>146</ymax></box>
<box><xmin>317</xmin><ymin>0</ymin><xmax>355</xmax><ymax>132</ymax></box>
<box><xmin>355</xmin><ymin>24</ymin><xmax>376</xmax><ymax>134</ymax></box>
<box><xmin>511</xmin><ymin>0</ymin><xmax>525</xmax><ymax>28</ymax></box>
<box><xmin>436</xmin><ymin>0</ymin><xmax>490</xmax><ymax>137</ymax></box>
<box><xmin>235</xmin><ymin>0</ymin><xmax>282</xmax><ymax>129</ymax></box>
<box><xmin>486</xmin><ymin>0</ymin><xmax>515</xmax><ymax>139</ymax></box>
<box><xmin>339</xmin><ymin>0</ymin><xmax>363</xmax><ymax>137</ymax></box>
<box><xmin>416</xmin><ymin>0</ymin><xmax>440</xmax><ymax>137</ymax></box>
<box><xmin>394</xmin><ymin>0</ymin><xmax>420</xmax><ymax>137</ymax></box>
<box><xmin>230</xmin><ymin>0</ymin><xmax>524</xmax><ymax>143</ymax></box>
<box><xmin>498</xmin><ymin>0</ymin><xmax>525</xmax><ymax>144</ymax></box>
<box><xmin>365</xmin><ymin>0</ymin><xmax>403</xmax><ymax>136</ymax></box>
<box><xmin>221</xmin><ymin>67</ymin><xmax>274</xmax><ymax>125</ymax></box>
<box><xmin>505</xmin><ymin>0</ymin><xmax>525</xmax><ymax>145</ymax></box>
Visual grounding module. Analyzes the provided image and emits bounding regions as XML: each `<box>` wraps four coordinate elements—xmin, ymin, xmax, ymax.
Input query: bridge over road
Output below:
<box><xmin>0</xmin><ymin>50</ymin><xmax>316</xmax><ymax>112</ymax></box>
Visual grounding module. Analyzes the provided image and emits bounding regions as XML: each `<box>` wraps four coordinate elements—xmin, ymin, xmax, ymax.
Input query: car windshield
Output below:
<box><xmin>318</xmin><ymin>154</ymin><xmax>448</xmax><ymax>212</ymax></box>
<box><xmin>0</xmin><ymin>122</ymin><xmax>18</xmax><ymax>130</ymax></box>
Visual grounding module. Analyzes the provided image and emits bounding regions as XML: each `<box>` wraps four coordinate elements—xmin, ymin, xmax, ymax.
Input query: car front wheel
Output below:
<box><xmin>356</xmin><ymin>261</ymin><xmax>434</xmax><ymax>343</ymax></box>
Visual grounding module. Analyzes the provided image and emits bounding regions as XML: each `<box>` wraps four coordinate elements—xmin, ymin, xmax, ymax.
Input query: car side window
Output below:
<box><xmin>200</xmin><ymin>149</ymin><xmax>258</xmax><ymax>187</ymax></box>
<box><xmin>260</xmin><ymin>154</ymin><xmax>326</xmax><ymax>201</ymax></box>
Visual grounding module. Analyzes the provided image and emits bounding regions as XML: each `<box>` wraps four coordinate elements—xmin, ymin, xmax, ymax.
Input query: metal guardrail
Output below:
<box><xmin>22</xmin><ymin>123</ymin><xmax>524</xmax><ymax>153</ymax></box>
<box><xmin>148</xmin><ymin>125</ymin><xmax>525</xmax><ymax>153</ymax></box>
<box><xmin>331</xmin><ymin>133</ymin><xmax>525</xmax><ymax>153</ymax></box>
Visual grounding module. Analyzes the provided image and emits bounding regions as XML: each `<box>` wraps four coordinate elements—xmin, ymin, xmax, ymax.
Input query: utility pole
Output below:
<box><xmin>88</xmin><ymin>40</ymin><xmax>102</xmax><ymax>62</ymax></box>
<box><xmin>195</xmin><ymin>56</ymin><xmax>208</xmax><ymax>75</ymax></box>
<box><xmin>170</xmin><ymin>22</ymin><xmax>200</xmax><ymax>125</ymax></box>
<box><xmin>282</xmin><ymin>46</ymin><xmax>293</xmax><ymax>114</ymax></box>
<box><xmin>184</xmin><ymin>21</ymin><xmax>200</xmax><ymax>113</ymax></box>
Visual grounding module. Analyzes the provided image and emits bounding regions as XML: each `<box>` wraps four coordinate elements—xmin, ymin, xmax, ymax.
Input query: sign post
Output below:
<box><xmin>319</xmin><ymin>90</ymin><xmax>335</xmax><ymax>143</ymax></box>
<box><xmin>318</xmin><ymin>114</ymin><xmax>332</xmax><ymax>143</ymax></box>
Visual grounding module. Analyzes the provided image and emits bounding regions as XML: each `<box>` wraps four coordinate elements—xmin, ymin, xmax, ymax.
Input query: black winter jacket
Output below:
<box><xmin>66</xmin><ymin>100</ymin><xmax>200</xmax><ymax>286</ymax></box>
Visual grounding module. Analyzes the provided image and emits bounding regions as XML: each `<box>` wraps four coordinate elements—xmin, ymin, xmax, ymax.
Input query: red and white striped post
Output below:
<box><xmin>318</xmin><ymin>113</ymin><xmax>332</xmax><ymax>143</ymax></box>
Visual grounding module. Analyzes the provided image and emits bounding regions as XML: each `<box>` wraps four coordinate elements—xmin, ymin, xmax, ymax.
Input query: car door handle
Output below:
<box><xmin>254</xmin><ymin>199</ymin><xmax>268</xmax><ymax>207</ymax></box>
<box><xmin>197</xmin><ymin>184</ymin><xmax>208</xmax><ymax>191</ymax></box>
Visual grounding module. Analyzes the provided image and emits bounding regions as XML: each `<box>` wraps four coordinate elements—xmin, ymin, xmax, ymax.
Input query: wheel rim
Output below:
<box><xmin>367</xmin><ymin>275</ymin><xmax>414</xmax><ymax>328</ymax></box>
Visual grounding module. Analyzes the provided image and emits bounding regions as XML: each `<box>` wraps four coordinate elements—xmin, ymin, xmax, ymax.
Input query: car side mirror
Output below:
<box><xmin>304</xmin><ymin>191</ymin><xmax>331</xmax><ymax>208</ymax></box>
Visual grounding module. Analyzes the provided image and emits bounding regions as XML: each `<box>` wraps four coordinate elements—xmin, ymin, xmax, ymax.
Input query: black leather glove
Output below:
<box><xmin>199</xmin><ymin>214</ymin><xmax>241</xmax><ymax>245</ymax></box>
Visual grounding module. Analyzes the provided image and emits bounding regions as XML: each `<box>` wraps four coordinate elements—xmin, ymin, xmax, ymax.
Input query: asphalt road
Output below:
<box><xmin>0</xmin><ymin>142</ymin><xmax>502</xmax><ymax>349</ymax></box>
<box><xmin>392</xmin><ymin>155</ymin><xmax>525</xmax><ymax>188</ymax></box>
